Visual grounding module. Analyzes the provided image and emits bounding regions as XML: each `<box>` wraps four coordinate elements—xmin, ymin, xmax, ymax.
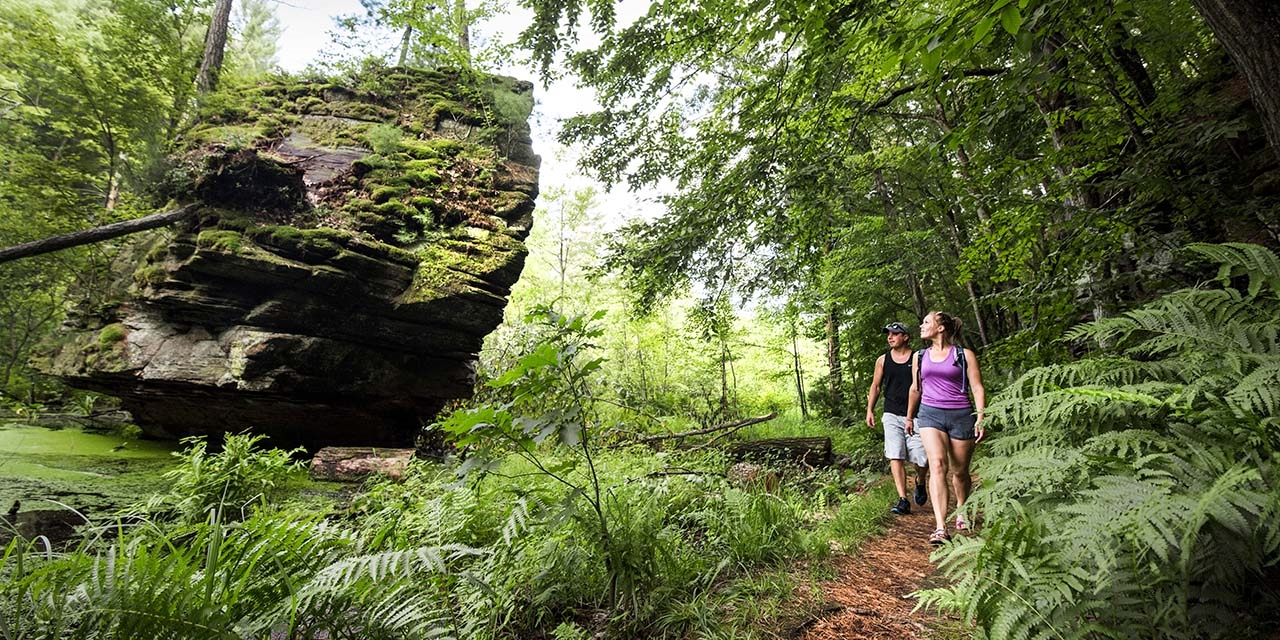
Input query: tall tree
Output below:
<box><xmin>196</xmin><ymin>0</ymin><xmax>234</xmax><ymax>93</ymax></box>
<box><xmin>519</xmin><ymin>0</ymin><xmax>1277</xmax><ymax>380</ymax></box>
<box><xmin>225</xmin><ymin>0</ymin><xmax>281</xmax><ymax>81</ymax></box>
<box><xmin>333</xmin><ymin>0</ymin><xmax>499</xmax><ymax>69</ymax></box>
<box><xmin>0</xmin><ymin>0</ymin><xmax>207</xmax><ymax>399</ymax></box>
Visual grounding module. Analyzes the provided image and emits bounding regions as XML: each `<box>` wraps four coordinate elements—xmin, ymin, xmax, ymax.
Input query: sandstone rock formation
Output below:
<box><xmin>35</xmin><ymin>66</ymin><xmax>539</xmax><ymax>450</ymax></box>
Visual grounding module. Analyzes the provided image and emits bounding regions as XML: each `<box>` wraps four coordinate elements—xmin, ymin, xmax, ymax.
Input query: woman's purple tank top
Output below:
<box><xmin>920</xmin><ymin>346</ymin><xmax>971</xmax><ymax>409</ymax></box>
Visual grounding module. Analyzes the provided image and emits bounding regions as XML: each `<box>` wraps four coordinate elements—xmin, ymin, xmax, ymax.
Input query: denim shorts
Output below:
<box><xmin>916</xmin><ymin>404</ymin><xmax>977</xmax><ymax>440</ymax></box>
<box><xmin>882</xmin><ymin>412</ymin><xmax>927</xmax><ymax>466</ymax></box>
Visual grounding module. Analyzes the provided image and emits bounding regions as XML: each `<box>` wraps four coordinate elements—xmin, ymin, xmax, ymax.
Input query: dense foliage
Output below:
<box><xmin>2</xmin><ymin>387</ymin><xmax>889</xmax><ymax>639</ymax></box>
<box><xmin>0</xmin><ymin>0</ymin><xmax>205</xmax><ymax>404</ymax></box>
<box><xmin>919</xmin><ymin>243</ymin><xmax>1280</xmax><ymax>638</ymax></box>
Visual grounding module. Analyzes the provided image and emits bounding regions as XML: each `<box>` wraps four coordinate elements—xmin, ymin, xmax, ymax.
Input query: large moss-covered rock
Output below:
<box><xmin>35</xmin><ymin>65</ymin><xmax>539</xmax><ymax>449</ymax></box>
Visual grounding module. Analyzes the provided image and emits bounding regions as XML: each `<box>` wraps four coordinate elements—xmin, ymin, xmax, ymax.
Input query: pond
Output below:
<box><xmin>0</xmin><ymin>421</ymin><xmax>182</xmax><ymax>518</ymax></box>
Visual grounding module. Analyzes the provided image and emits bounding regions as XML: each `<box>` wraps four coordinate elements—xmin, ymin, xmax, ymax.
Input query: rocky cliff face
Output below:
<box><xmin>36</xmin><ymin>66</ymin><xmax>539</xmax><ymax>449</ymax></box>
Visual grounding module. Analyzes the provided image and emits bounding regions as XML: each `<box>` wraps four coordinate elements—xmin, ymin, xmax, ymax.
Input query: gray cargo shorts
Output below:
<box><xmin>883</xmin><ymin>412</ymin><xmax>927</xmax><ymax>467</ymax></box>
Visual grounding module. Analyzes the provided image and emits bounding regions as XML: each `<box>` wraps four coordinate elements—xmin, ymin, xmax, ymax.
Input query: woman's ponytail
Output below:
<box><xmin>933</xmin><ymin>311</ymin><xmax>964</xmax><ymax>343</ymax></box>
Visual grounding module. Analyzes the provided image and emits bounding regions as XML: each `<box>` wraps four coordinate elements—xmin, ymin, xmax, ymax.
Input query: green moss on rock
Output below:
<box><xmin>133</xmin><ymin>264</ymin><xmax>169</xmax><ymax>285</ymax></box>
<box><xmin>370</xmin><ymin>186</ymin><xmax>410</xmax><ymax>204</ymax></box>
<box><xmin>97</xmin><ymin>323</ymin><xmax>127</xmax><ymax>348</ymax></box>
<box><xmin>197</xmin><ymin>230</ymin><xmax>243</xmax><ymax>253</ymax></box>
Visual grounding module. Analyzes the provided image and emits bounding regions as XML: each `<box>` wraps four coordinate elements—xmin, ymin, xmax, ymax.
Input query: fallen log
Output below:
<box><xmin>635</xmin><ymin>412</ymin><xmax>777</xmax><ymax>445</ymax></box>
<box><xmin>727</xmin><ymin>436</ymin><xmax>833</xmax><ymax>467</ymax></box>
<box><xmin>0</xmin><ymin>204</ymin><xmax>200</xmax><ymax>265</ymax></box>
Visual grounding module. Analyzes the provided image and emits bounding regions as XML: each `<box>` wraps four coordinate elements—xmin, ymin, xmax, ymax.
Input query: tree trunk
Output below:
<box><xmin>825</xmin><ymin>304</ymin><xmax>844</xmax><ymax>416</ymax></box>
<box><xmin>196</xmin><ymin>0</ymin><xmax>234</xmax><ymax>94</ymax></box>
<box><xmin>728</xmin><ymin>437</ymin><xmax>833</xmax><ymax>467</ymax></box>
<box><xmin>873</xmin><ymin>170</ymin><xmax>928</xmax><ymax>319</ymax></box>
<box><xmin>453</xmin><ymin>0</ymin><xmax>471</xmax><ymax>64</ymax></box>
<box><xmin>397</xmin><ymin>25</ymin><xmax>414</xmax><ymax>67</ymax></box>
<box><xmin>309</xmin><ymin>447</ymin><xmax>415</xmax><ymax>482</ymax></box>
<box><xmin>1032</xmin><ymin>33</ymin><xmax>1101</xmax><ymax>212</ymax></box>
<box><xmin>1191</xmin><ymin>0</ymin><xmax>1280</xmax><ymax>162</ymax></box>
<box><xmin>1109</xmin><ymin>23</ymin><xmax>1157</xmax><ymax>108</ymax></box>
<box><xmin>792</xmin><ymin>323</ymin><xmax>808</xmax><ymax>418</ymax></box>
<box><xmin>0</xmin><ymin>205</ymin><xmax>200</xmax><ymax>265</ymax></box>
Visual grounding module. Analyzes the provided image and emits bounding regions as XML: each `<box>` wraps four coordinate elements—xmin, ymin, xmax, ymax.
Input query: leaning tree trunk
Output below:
<box><xmin>195</xmin><ymin>0</ymin><xmax>234</xmax><ymax>94</ymax></box>
<box><xmin>397</xmin><ymin>25</ymin><xmax>414</xmax><ymax>66</ymax></box>
<box><xmin>0</xmin><ymin>205</ymin><xmax>200</xmax><ymax>265</ymax></box>
<box><xmin>728</xmin><ymin>437</ymin><xmax>833</xmax><ymax>467</ymax></box>
<box><xmin>1191</xmin><ymin>0</ymin><xmax>1280</xmax><ymax>162</ymax></box>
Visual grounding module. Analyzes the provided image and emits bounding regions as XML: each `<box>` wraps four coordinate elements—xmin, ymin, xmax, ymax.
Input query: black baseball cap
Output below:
<box><xmin>882</xmin><ymin>322</ymin><xmax>910</xmax><ymax>335</ymax></box>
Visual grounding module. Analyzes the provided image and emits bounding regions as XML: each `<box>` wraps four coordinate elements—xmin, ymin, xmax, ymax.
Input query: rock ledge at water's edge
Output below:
<box><xmin>35</xmin><ymin>66</ymin><xmax>539</xmax><ymax>450</ymax></box>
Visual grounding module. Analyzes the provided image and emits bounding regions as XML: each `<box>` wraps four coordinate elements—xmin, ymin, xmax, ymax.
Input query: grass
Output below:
<box><xmin>815</xmin><ymin>481</ymin><xmax>895</xmax><ymax>554</ymax></box>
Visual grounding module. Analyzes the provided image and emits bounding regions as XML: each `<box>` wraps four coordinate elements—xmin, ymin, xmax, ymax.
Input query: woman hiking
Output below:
<box><xmin>906</xmin><ymin>311</ymin><xmax>987</xmax><ymax>545</ymax></box>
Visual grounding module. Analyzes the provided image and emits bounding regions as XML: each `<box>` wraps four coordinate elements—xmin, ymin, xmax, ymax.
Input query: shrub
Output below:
<box><xmin>365</xmin><ymin>123</ymin><xmax>402</xmax><ymax>155</ymax></box>
<box><xmin>139</xmin><ymin>432</ymin><xmax>304</xmax><ymax>525</ymax></box>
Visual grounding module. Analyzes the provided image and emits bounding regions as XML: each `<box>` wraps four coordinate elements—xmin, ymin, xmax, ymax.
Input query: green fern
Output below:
<box><xmin>920</xmin><ymin>243</ymin><xmax>1280</xmax><ymax>640</ymax></box>
<box><xmin>1188</xmin><ymin>241</ymin><xmax>1280</xmax><ymax>297</ymax></box>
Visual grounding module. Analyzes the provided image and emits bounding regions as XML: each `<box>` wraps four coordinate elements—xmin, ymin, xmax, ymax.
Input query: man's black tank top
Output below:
<box><xmin>882</xmin><ymin>349</ymin><xmax>912</xmax><ymax>415</ymax></box>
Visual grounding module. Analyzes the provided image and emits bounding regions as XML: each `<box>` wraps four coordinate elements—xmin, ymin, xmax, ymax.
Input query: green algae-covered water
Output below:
<box><xmin>0</xmin><ymin>422</ymin><xmax>182</xmax><ymax>516</ymax></box>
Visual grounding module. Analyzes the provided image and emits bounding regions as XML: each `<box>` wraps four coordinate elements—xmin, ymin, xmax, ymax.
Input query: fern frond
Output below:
<box><xmin>502</xmin><ymin>494</ymin><xmax>548</xmax><ymax>546</ymax></box>
<box><xmin>1181</xmin><ymin>465</ymin><xmax>1265</xmax><ymax>549</ymax></box>
<box><xmin>1079</xmin><ymin>429</ymin><xmax>1168</xmax><ymax>459</ymax></box>
<box><xmin>359</xmin><ymin>582</ymin><xmax>455</xmax><ymax>639</ymax></box>
<box><xmin>303</xmin><ymin>544</ymin><xmax>485</xmax><ymax>592</ymax></box>
<box><xmin>1225</xmin><ymin>358</ymin><xmax>1280</xmax><ymax>418</ymax></box>
<box><xmin>1188</xmin><ymin>242</ymin><xmax>1280</xmax><ymax>297</ymax></box>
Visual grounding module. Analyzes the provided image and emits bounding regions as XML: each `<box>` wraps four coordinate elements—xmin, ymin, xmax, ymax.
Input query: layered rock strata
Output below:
<box><xmin>37</xmin><ymin>66</ymin><xmax>539</xmax><ymax>449</ymax></box>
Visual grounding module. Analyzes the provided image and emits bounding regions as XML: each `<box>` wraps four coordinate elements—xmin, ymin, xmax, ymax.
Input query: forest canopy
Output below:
<box><xmin>506</xmin><ymin>0</ymin><xmax>1280</xmax><ymax>408</ymax></box>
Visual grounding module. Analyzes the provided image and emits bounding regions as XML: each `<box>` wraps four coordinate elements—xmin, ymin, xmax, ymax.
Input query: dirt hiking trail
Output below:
<box><xmin>794</xmin><ymin>496</ymin><xmax>963</xmax><ymax>640</ymax></box>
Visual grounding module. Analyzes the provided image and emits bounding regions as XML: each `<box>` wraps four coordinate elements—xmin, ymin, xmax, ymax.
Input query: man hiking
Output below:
<box><xmin>865</xmin><ymin>321</ymin><xmax>928</xmax><ymax>515</ymax></box>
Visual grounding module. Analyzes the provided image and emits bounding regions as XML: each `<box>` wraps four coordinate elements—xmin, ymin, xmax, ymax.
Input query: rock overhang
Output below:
<box><xmin>35</xmin><ymin>65</ymin><xmax>540</xmax><ymax>450</ymax></box>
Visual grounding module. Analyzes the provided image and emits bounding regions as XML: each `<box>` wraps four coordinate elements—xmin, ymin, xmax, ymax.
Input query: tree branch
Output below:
<box><xmin>634</xmin><ymin>412</ymin><xmax>777</xmax><ymax>445</ymax></box>
<box><xmin>868</xmin><ymin>67</ymin><xmax>1009</xmax><ymax>111</ymax></box>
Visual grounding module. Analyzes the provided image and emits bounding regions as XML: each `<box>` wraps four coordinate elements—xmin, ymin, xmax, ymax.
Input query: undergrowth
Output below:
<box><xmin>0</xmin><ymin>310</ymin><xmax>890</xmax><ymax>639</ymax></box>
<box><xmin>918</xmin><ymin>243</ymin><xmax>1280</xmax><ymax>639</ymax></box>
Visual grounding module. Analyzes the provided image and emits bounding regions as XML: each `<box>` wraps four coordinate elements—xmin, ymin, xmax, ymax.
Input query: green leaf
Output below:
<box><xmin>560</xmin><ymin>421</ymin><xmax>582</xmax><ymax>446</ymax></box>
<box><xmin>1000</xmin><ymin>5</ymin><xmax>1022</xmax><ymax>35</ymax></box>
<box><xmin>490</xmin><ymin>343</ymin><xmax>559</xmax><ymax>387</ymax></box>
<box><xmin>922</xmin><ymin>47</ymin><xmax>943</xmax><ymax>74</ymax></box>
<box><xmin>1014</xmin><ymin>29</ymin><xmax>1035</xmax><ymax>53</ymax></box>
<box><xmin>973</xmin><ymin>15</ymin><xmax>997</xmax><ymax>45</ymax></box>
